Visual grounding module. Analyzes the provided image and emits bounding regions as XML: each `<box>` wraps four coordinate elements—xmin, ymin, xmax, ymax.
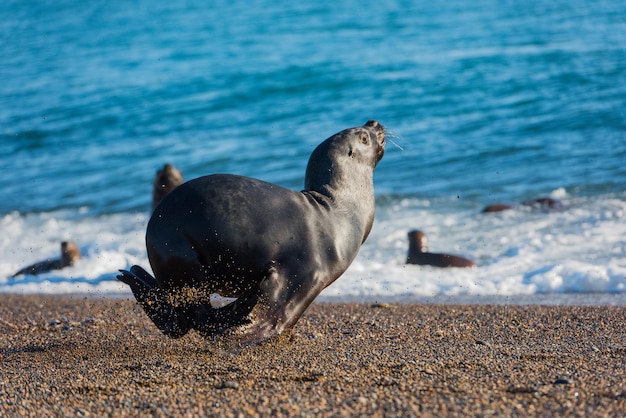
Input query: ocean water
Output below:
<box><xmin>1</xmin><ymin>0</ymin><xmax>625</xmax><ymax>300</ymax></box>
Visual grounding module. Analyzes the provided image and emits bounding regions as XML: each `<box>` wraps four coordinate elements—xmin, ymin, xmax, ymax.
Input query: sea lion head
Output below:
<box><xmin>304</xmin><ymin>120</ymin><xmax>385</xmax><ymax>194</ymax></box>
<box><xmin>152</xmin><ymin>163</ymin><xmax>184</xmax><ymax>210</ymax></box>
<box><xmin>407</xmin><ymin>230</ymin><xmax>428</xmax><ymax>253</ymax></box>
<box><xmin>60</xmin><ymin>241</ymin><xmax>81</xmax><ymax>267</ymax></box>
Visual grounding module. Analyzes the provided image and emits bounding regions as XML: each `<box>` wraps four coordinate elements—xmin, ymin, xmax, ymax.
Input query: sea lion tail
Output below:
<box><xmin>10</xmin><ymin>268</ymin><xmax>25</xmax><ymax>278</ymax></box>
<box><xmin>117</xmin><ymin>267</ymin><xmax>191</xmax><ymax>338</ymax></box>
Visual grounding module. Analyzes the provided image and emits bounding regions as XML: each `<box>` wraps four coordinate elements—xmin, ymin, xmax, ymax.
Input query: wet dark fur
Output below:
<box><xmin>118</xmin><ymin>121</ymin><xmax>385</xmax><ymax>345</ymax></box>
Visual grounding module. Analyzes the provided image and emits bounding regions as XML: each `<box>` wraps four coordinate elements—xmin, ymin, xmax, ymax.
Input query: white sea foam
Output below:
<box><xmin>323</xmin><ymin>191</ymin><xmax>626</xmax><ymax>299</ymax></box>
<box><xmin>1</xmin><ymin>191</ymin><xmax>625</xmax><ymax>301</ymax></box>
<box><xmin>0</xmin><ymin>210</ymin><xmax>147</xmax><ymax>295</ymax></box>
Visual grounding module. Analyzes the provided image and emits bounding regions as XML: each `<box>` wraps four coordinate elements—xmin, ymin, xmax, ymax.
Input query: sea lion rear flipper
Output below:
<box><xmin>117</xmin><ymin>269</ymin><xmax>151</xmax><ymax>292</ymax></box>
<box><xmin>117</xmin><ymin>268</ymin><xmax>191</xmax><ymax>338</ymax></box>
<box><xmin>235</xmin><ymin>266</ymin><xmax>325</xmax><ymax>346</ymax></box>
<box><xmin>129</xmin><ymin>265</ymin><xmax>159</xmax><ymax>288</ymax></box>
<box><xmin>10</xmin><ymin>268</ymin><xmax>28</xmax><ymax>278</ymax></box>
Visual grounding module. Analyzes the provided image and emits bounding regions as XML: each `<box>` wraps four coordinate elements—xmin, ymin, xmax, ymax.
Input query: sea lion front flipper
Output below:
<box><xmin>117</xmin><ymin>268</ymin><xmax>191</xmax><ymax>338</ymax></box>
<box><xmin>235</xmin><ymin>265</ymin><xmax>325</xmax><ymax>347</ymax></box>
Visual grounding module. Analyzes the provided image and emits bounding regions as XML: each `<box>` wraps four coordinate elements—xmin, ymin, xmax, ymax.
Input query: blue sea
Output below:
<box><xmin>1</xmin><ymin>0</ymin><xmax>625</xmax><ymax>301</ymax></box>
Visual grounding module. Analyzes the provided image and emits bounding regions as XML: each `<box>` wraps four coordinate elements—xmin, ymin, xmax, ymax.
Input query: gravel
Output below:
<box><xmin>0</xmin><ymin>295</ymin><xmax>625</xmax><ymax>416</ymax></box>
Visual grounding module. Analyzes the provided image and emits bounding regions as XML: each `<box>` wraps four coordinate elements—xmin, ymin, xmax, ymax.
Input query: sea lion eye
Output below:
<box><xmin>360</xmin><ymin>133</ymin><xmax>368</xmax><ymax>144</ymax></box>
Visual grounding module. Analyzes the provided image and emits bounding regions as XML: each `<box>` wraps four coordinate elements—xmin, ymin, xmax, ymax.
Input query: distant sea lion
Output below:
<box><xmin>482</xmin><ymin>203</ymin><xmax>513</xmax><ymax>213</ymax></box>
<box><xmin>406</xmin><ymin>230</ymin><xmax>476</xmax><ymax>268</ymax></box>
<box><xmin>118</xmin><ymin>120</ymin><xmax>386</xmax><ymax>345</ymax></box>
<box><xmin>482</xmin><ymin>197</ymin><xmax>562</xmax><ymax>213</ymax></box>
<box><xmin>522</xmin><ymin>197</ymin><xmax>562</xmax><ymax>210</ymax></box>
<box><xmin>152</xmin><ymin>163</ymin><xmax>184</xmax><ymax>211</ymax></box>
<box><xmin>11</xmin><ymin>241</ymin><xmax>81</xmax><ymax>277</ymax></box>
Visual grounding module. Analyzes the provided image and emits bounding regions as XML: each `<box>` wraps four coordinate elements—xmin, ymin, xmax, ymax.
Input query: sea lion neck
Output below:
<box><xmin>61</xmin><ymin>241</ymin><xmax>81</xmax><ymax>267</ymax></box>
<box><xmin>408</xmin><ymin>231</ymin><xmax>428</xmax><ymax>253</ymax></box>
<box><xmin>302</xmin><ymin>132</ymin><xmax>378</xmax><ymax>244</ymax></box>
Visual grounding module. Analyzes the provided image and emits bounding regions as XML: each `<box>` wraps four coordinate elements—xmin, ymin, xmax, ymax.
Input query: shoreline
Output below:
<box><xmin>2</xmin><ymin>291</ymin><xmax>625</xmax><ymax>306</ymax></box>
<box><xmin>319</xmin><ymin>292</ymin><xmax>626</xmax><ymax>306</ymax></box>
<box><xmin>1</xmin><ymin>295</ymin><xmax>625</xmax><ymax>416</ymax></box>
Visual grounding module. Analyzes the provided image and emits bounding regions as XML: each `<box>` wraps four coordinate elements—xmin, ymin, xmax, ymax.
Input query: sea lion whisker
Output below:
<box><xmin>382</xmin><ymin>129</ymin><xmax>405</xmax><ymax>151</ymax></box>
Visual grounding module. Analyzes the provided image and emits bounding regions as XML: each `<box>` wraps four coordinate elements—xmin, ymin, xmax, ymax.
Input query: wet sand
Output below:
<box><xmin>1</xmin><ymin>295</ymin><xmax>625</xmax><ymax>416</ymax></box>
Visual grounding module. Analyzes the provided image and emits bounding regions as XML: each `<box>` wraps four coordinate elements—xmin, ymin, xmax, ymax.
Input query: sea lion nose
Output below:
<box><xmin>365</xmin><ymin>120</ymin><xmax>385</xmax><ymax>146</ymax></box>
<box><xmin>366</xmin><ymin>121</ymin><xmax>385</xmax><ymax>163</ymax></box>
<box><xmin>365</xmin><ymin>120</ymin><xmax>381</xmax><ymax>131</ymax></box>
<box><xmin>365</xmin><ymin>120</ymin><xmax>384</xmax><ymax>136</ymax></box>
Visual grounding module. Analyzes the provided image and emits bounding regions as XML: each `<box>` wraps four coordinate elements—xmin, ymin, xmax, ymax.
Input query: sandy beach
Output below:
<box><xmin>1</xmin><ymin>295</ymin><xmax>625</xmax><ymax>417</ymax></box>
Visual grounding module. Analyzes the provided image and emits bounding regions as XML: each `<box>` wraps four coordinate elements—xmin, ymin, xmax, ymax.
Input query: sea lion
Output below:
<box><xmin>118</xmin><ymin>120</ymin><xmax>385</xmax><ymax>345</ymax></box>
<box><xmin>482</xmin><ymin>203</ymin><xmax>513</xmax><ymax>213</ymax></box>
<box><xmin>482</xmin><ymin>197</ymin><xmax>563</xmax><ymax>213</ymax></box>
<box><xmin>11</xmin><ymin>241</ymin><xmax>81</xmax><ymax>277</ymax></box>
<box><xmin>522</xmin><ymin>197</ymin><xmax>562</xmax><ymax>210</ymax></box>
<box><xmin>152</xmin><ymin>163</ymin><xmax>184</xmax><ymax>211</ymax></box>
<box><xmin>406</xmin><ymin>230</ymin><xmax>476</xmax><ymax>268</ymax></box>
